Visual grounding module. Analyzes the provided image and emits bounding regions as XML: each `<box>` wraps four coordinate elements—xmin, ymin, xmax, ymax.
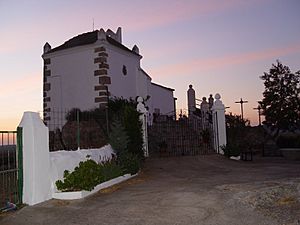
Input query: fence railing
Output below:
<box><xmin>148</xmin><ymin>112</ymin><xmax>215</xmax><ymax>157</ymax></box>
<box><xmin>45</xmin><ymin>109</ymin><xmax>109</xmax><ymax>151</ymax></box>
<box><xmin>0</xmin><ymin>129</ymin><xmax>22</xmax><ymax>209</ymax></box>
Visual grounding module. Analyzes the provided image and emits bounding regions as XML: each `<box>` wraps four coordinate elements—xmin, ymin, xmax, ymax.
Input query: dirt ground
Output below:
<box><xmin>1</xmin><ymin>155</ymin><xmax>299</xmax><ymax>225</ymax></box>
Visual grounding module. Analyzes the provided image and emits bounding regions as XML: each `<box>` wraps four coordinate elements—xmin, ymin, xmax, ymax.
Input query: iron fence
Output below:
<box><xmin>0</xmin><ymin>129</ymin><xmax>22</xmax><ymax>209</ymax></box>
<box><xmin>45</xmin><ymin>109</ymin><xmax>109</xmax><ymax>151</ymax></box>
<box><xmin>148</xmin><ymin>112</ymin><xmax>215</xmax><ymax>157</ymax></box>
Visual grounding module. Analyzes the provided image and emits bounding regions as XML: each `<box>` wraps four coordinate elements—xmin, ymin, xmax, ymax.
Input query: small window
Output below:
<box><xmin>122</xmin><ymin>65</ymin><xmax>127</xmax><ymax>75</ymax></box>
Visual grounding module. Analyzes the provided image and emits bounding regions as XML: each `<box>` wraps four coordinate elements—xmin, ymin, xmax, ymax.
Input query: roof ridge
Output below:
<box><xmin>46</xmin><ymin>30</ymin><xmax>140</xmax><ymax>56</ymax></box>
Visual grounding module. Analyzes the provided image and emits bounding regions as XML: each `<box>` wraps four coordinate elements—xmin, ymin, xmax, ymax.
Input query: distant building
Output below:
<box><xmin>42</xmin><ymin>27</ymin><xmax>176</xmax><ymax>126</ymax></box>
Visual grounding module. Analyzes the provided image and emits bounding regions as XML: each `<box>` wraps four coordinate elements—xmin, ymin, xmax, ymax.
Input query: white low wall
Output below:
<box><xmin>19</xmin><ymin>112</ymin><xmax>51</xmax><ymax>206</ymax></box>
<box><xmin>19</xmin><ymin>112</ymin><xmax>115</xmax><ymax>205</ymax></box>
<box><xmin>52</xmin><ymin>173</ymin><xmax>137</xmax><ymax>200</ymax></box>
<box><xmin>49</xmin><ymin>145</ymin><xmax>115</xmax><ymax>193</ymax></box>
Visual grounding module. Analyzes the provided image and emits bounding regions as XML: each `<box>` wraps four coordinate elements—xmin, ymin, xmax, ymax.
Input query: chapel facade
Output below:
<box><xmin>42</xmin><ymin>27</ymin><xmax>176</xmax><ymax>126</ymax></box>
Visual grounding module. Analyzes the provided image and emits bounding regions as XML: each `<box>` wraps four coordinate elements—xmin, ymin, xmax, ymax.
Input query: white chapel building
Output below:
<box><xmin>42</xmin><ymin>27</ymin><xmax>176</xmax><ymax>125</ymax></box>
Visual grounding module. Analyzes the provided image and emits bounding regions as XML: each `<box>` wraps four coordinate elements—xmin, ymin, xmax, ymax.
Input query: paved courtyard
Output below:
<box><xmin>1</xmin><ymin>155</ymin><xmax>300</xmax><ymax>225</ymax></box>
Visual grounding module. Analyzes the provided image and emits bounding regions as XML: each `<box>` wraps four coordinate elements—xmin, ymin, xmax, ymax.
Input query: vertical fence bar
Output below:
<box><xmin>0</xmin><ymin>131</ymin><xmax>19</xmax><ymax>209</ymax></box>
<box><xmin>77</xmin><ymin>109</ymin><xmax>80</xmax><ymax>150</ymax></box>
<box><xmin>106</xmin><ymin>107</ymin><xmax>109</xmax><ymax>136</ymax></box>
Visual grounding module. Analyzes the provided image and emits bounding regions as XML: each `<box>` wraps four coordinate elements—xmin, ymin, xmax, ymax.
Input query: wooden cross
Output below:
<box><xmin>235</xmin><ymin>98</ymin><xmax>248</xmax><ymax>120</ymax></box>
<box><xmin>253</xmin><ymin>105</ymin><xmax>262</xmax><ymax>126</ymax></box>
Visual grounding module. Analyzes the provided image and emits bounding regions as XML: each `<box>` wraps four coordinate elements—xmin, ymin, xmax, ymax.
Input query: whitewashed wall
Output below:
<box><xmin>19</xmin><ymin>111</ymin><xmax>115</xmax><ymax>205</ymax></box>
<box><xmin>137</xmin><ymin>69</ymin><xmax>151</xmax><ymax>101</ymax></box>
<box><xmin>44</xmin><ymin>30</ymin><xmax>175</xmax><ymax>124</ymax></box>
<box><xmin>45</xmin><ymin>42</ymin><xmax>147</xmax><ymax>112</ymax></box>
<box><xmin>19</xmin><ymin>112</ymin><xmax>52</xmax><ymax>205</ymax></box>
<box><xmin>49</xmin><ymin>145</ymin><xmax>114</xmax><ymax>193</ymax></box>
<box><xmin>46</xmin><ymin>46</ymin><xmax>97</xmax><ymax>112</ymax></box>
<box><xmin>149</xmin><ymin>83</ymin><xmax>175</xmax><ymax>115</ymax></box>
<box><xmin>106</xmin><ymin>44</ymin><xmax>142</xmax><ymax>100</ymax></box>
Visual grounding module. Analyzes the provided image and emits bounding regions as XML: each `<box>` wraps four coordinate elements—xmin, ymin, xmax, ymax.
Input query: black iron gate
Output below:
<box><xmin>148</xmin><ymin>113</ymin><xmax>215</xmax><ymax>157</ymax></box>
<box><xmin>0</xmin><ymin>128</ymin><xmax>23</xmax><ymax>210</ymax></box>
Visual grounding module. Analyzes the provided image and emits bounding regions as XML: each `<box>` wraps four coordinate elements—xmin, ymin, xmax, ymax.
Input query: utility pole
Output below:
<box><xmin>235</xmin><ymin>98</ymin><xmax>248</xmax><ymax>120</ymax></box>
<box><xmin>253</xmin><ymin>105</ymin><xmax>262</xmax><ymax>126</ymax></box>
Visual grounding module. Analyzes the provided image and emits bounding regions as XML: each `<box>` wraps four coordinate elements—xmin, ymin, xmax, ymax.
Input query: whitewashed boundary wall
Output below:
<box><xmin>19</xmin><ymin>112</ymin><xmax>114</xmax><ymax>205</ymax></box>
<box><xmin>19</xmin><ymin>112</ymin><xmax>52</xmax><ymax>205</ymax></box>
<box><xmin>49</xmin><ymin>146</ymin><xmax>114</xmax><ymax>193</ymax></box>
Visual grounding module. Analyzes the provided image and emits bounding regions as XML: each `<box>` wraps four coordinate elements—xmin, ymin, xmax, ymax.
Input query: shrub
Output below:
<box><xmin>118</xmin><ymin>151</ymin><xmax>141</xmax><ymax>175</ymax></box>
<box><xmin>122</xmin><ymin>104</ymin><xmax>144</xmax><ymax>160</ymax></box>
<box><xmin>109</xmin><ymin>119</ymin><xmax>129</xmax><ymax>155</ymax></box>
<box><xmin>277</xmin><ymin>133</ymin><xmax>300</xmax><ymax>148</ymax></box>
<box><xmin>56</xmin><ymin>160</ymin><xmax>102</xmax><ymax>192</ymax></box>
<box><xmin>221</xmin><ymin>143</ymin><xmax>241</xmax><ymax>157</ymax></box>
<box><xmin>56</xmin><ymin>159</ymin><xmax>124</xmax><ymax>192</ymax></box>
<box><xmin>99</xmin><ymin>159</ymin><xmax>123</xmax><ymax>181</ymax></box>
<box><xmin>108</xmin><ymin>98</ymin><xmax>144</xmax><ymax>160</ymax></box>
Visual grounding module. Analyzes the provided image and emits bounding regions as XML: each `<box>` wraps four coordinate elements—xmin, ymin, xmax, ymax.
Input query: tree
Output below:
<box><xmin>108</xmin><ymin>98</ymin><xmax>144</xmax><ymax>160</ymax></box>
<box><xmin>225</xmin><ymin>113</ymin><xmax>250</xmax><ymax>156</ymax></box>
<box><xmin>225</xmin><ymin>113</ymin><xmax>250</xmax><ymax>129</ymax></box>
<box><xmin>109</xmin><ymin>119</ymin><xmax>129</xmax><ymax>155</ymax></box>
<box><xmin>260</xmin><ymin>60</ymin><xmax>300</xmax><ymax>130</ymax></box>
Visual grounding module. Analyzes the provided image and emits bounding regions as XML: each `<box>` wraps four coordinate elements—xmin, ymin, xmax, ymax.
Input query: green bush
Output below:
<box><xmin>109</xmin><ymin>119</ymin><xmax>129</xmax><ymax>155</ymax></box>
<box><xmin>100</xmin><ymin>159</ymin><xmax>123</xmax><ymax>181</ymax></box>
<box><xmin>56</xmin><ymin>160</ymin><xmax>102</xmax><ymax>192</ymax></box>
<box><xmin>108</xmin><ymin>98</ymin><xmax>144</xmax><ymax>160</ymax></box>
<box><xmin>277</xmin><ymin>133</ymin><xmax>300</xmax><ymax>148</ymax></box>
<box><xmin>56</xmin><ymin>159</ymin><xmax>124</xmax><ymax>192</ymax></box>
<box><xmin>221</xmin><ymin>143</ymin><xmax>241</xmax><ymax>157</ymax></box>
<box><xmin>118</xmin><ymin>151</ymin><xmax>141</xmax><ymax>175</ymax></box>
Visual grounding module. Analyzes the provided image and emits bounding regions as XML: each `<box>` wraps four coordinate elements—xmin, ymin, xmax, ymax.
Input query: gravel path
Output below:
<box><xmin>1</xmin><ymin>155</ymin><xmax>299</xmax><ymax>225</ymax></box>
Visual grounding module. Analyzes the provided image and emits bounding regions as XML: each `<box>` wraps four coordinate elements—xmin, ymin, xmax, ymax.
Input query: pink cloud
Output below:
<box><xmin>71</xmin><ymin>0</ymin><xmax>265</xmax><ymax>33</ymax></box>
<box><xmin>0</xmin><ymin>73</ymin><xmax>41</xmax><ymax>96</ymax></box>
<box><xmin>149</xmin><ymin>42</ymin><xmax>300</xmax><ymax>77</ymax></box>
<box><xmin>116</xmin><ymin>0</ymin><xmax>263</xmax><ymax>32</ymax></box>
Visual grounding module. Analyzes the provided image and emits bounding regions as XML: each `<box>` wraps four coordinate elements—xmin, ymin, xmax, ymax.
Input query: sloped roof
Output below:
<box><xmin>139</xmin><ymin>68</ymin><xmax>152</xmax><ymax>80</ymax></box>
<box><xmin>151</xmin><ymin>82</ymin><xmax>175</xmax><ymax>91</ymax></box>
<box><xmin>47</xmin><ymin>30</ymin><xmax>139</xmax><ymax>56</ymax></box>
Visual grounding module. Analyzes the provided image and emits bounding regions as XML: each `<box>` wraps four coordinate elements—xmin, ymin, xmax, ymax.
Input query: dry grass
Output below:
<box><xmin>51</xmin><ymin>199</ymin><xmax>71</xmax><ymax>207</ymax></box>
<box><xmin>277</xmin><ymin>196</ymin><xmax>297</xmax><ymax>206</ymax></box>
<box><xmin>99</xmin><ymin>172</ymin><xmax>148</xmax><ymax>194</ymax></box>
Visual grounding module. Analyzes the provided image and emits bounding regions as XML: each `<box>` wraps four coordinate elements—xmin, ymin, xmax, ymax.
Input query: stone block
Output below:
<box><xmin>95</xmin><ymin>97</ymin><xmax>108</xmax><ymax>103</ymax></box>
<box><xmin>44</xmin><ymin>83</ymin><xmax>51</xmax><ymax>91</ymax></box>
<box><xmin>99</xmin><ymin>63</ymin><xmax>109</xmax><ymax>69</ymax></box>
<box><xmin>98</xmin><ymin>52</ymin><xmax>108</xmax><ymax>57</ymax></box>
<box><xmin>99</xmin><ymin>91</ymin><xmax>107</xmax><ymax>96</ymax></box>
<box><xmin>94</xmin><ymin>69</ymin><xmax>107</xmax><ymax>76</ymax></box>
<box><xmin>94</xmin><ymin>47</ymin><xmax>106</xmax><ymax>52</ymax></box>
<box><xmin>44</xmin><ymin>58</ymin><xmax>51</xmax><ymax>65</ymax></box>
<box><xmin>94</xmin><ymin>85</ymin><xmax>107</xmax><ymax>91</ymax></box>
<box><xmin>44</xmin><ymin>97</ymin><xmax>51</xmax><ymax>102</ymax></box>
<box><xmin>94</xmin><ymin>57</ymin><xmax>107</xmax><ymax>64</ymax></box>
<box><xmin>99</xmin><ymin>76</ymin><xmax>111</xmax><ymax>84</ymax></box>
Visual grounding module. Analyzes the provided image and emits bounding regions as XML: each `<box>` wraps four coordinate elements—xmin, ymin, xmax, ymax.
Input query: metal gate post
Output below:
<box><xmin>17</xmin><ymin>127</ymin><xmax>23</xmax><ymax>204</ymax></box>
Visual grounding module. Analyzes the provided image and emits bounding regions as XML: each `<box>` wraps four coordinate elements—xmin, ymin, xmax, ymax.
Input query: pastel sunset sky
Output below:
<box><xmin>1</xmin><ymin>0</ymin><xmax>299</xmax><ymax>130</ymax></box>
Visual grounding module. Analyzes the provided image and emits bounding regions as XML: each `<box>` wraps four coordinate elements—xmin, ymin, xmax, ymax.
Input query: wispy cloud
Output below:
<box><xmin>115</xmin><ymin>0</ymin><xmax>263</xmax><ymax>32</ymax></box>
<box><xmin>0</xmin><ymin>73</ymin><xmax>41</xmax><ymax>97</ymax></box>
<box><xmin>149</xmin><ymin>42</ymin><xmax>300</xmax><ymax>77</ymax></box>
<box><xmin>0</xmin><ymin>0</ymin><xmax>265</xmax><ymax>54</ymax></box>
